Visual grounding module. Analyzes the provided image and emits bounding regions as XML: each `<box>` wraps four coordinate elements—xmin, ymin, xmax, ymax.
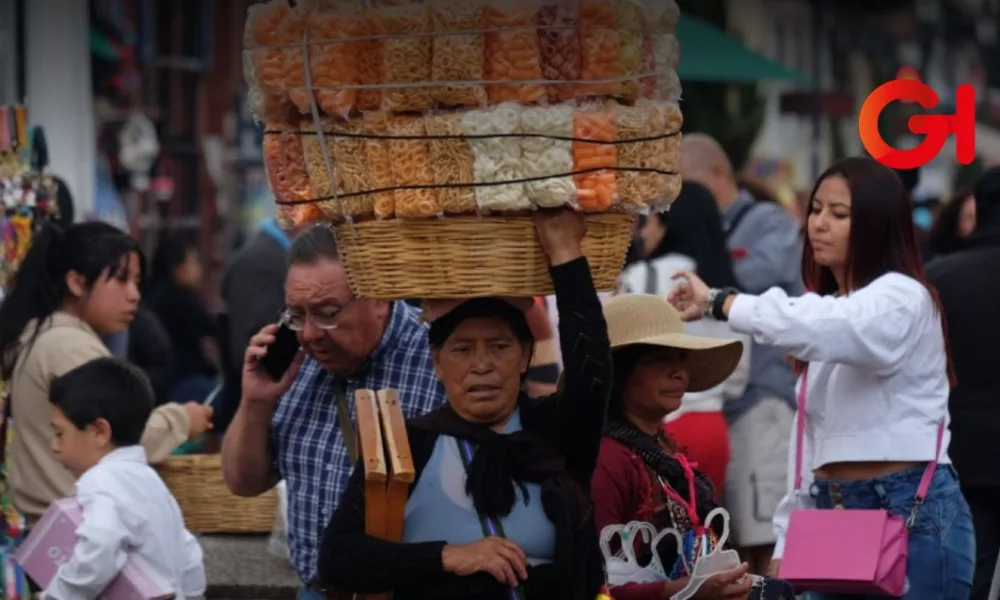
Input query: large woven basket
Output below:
<box><xmin>335</xmin><ymin>212</ymin><xmax>635</xmax><ymax>299</ymax></box>
<box><xmin>156</xmin><ymin>454</ymin><xmax>278</xmax><ymax>534</ymax></box>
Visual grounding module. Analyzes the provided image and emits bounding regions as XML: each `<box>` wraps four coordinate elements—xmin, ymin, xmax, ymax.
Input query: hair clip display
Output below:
<box><xmin>0</xmin><ymin>105</ymin><xmax>61</xmax><ymax>289</ymax></box>
<box><xmin>598</xmin><ymin>508</ymin><xmax>746</xmax><ymax>599</ymax></box>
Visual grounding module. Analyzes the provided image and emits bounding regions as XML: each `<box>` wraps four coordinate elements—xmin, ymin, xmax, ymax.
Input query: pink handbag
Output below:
<box><xmin>777</xmin><ymin>364</ymin><xmax>944</xmax><ymax>595</ymax></box>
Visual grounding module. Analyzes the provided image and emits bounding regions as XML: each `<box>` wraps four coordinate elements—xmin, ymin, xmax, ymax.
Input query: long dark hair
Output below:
<box><xmin>0</xmin><ymin>222</ymin><xmax>144</xmax><ymax>380</ymax></box>
<box><xmin>150</xmin><ymin>233</ymin><xmax>196</xmax><ymax>289</ymax></box>
<box><xmin>927</xmin><ymin>188</ymin><xmax>974</xmax><ymax>257</ymax></box>
<box><xmin>649</xmin><ymin>180</ymin><xmax>739</xmax><ymax>289</ymax></box>
<box><xmin>800</xmin><ymin>157</ymin><xmax>955</xmax><ymax>384</ymax></box>
<box><xmin>428</xmin><ymin>299</ymin><xmax>534</xmax><ymax>350</ymax></box>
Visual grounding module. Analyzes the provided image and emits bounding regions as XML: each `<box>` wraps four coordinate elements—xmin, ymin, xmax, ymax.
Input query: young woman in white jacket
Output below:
<box><xmin>669</xmin><ymin>157</ymin><xmax>974</xmax><ymax>599</ymax></box>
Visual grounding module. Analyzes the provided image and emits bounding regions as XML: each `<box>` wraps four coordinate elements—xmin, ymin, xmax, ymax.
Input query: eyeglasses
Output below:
<box><xmin>279</xmin><ymin>298</ymin><xmax>356</xmax><ymax>331</ymax></box>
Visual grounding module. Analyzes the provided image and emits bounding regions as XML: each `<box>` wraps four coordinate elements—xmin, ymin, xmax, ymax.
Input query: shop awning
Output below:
<box><xmin>677</xmin><ymin>14</ymin><xmax>812</xmax><ymax>85</ymax></box>
<box><xmin>90</xmin><ymin>28</ymin><xmax>121</xmax><ymax>61</ymax></box>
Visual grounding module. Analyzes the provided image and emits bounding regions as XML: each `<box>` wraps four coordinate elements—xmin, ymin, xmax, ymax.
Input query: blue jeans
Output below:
<box><xmin>803</xmin><ymin>464</ymin><xmax>975</xmax><ymax>600</ymax></box>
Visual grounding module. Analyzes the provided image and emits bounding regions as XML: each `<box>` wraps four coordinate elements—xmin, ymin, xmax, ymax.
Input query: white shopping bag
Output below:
<box><xmin>267</xmin><ymin>480</ymin><xmax>290</xmax><ymax>562</ymax></box>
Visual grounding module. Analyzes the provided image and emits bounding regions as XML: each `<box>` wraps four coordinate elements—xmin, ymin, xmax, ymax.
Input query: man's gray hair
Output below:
<box><xmin>288</xmin><ymin>223</ymin><xmax>339</xmax><ymax>266</ymax></box>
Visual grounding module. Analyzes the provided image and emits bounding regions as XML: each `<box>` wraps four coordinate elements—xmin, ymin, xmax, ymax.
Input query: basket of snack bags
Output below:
<box><xmin>244</xmin><ymin>0</ymin><xmax>684</xmax><ymax>299</ymax></box>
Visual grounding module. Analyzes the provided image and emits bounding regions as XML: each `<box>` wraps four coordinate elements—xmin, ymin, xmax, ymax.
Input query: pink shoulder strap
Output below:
<box><xmin>793</xmin><ymin>363</ymin><xmax>944</xmax><ymax>501</ymax></box>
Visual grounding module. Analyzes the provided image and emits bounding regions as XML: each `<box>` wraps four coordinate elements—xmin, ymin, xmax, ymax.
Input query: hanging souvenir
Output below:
<box><xmin>10</xmin><ymin>209</ymin><xmax>32</xmax><ymax>266</ymax></box>
<box><xmin>1</xmin><ymin>216</ymin><xmax>15</xmax><ymax>265</ymax></box>
<box><xmin>0</xmin><ymin>105</ymin><xmax>61</xmax><ymax>289</ymax></box>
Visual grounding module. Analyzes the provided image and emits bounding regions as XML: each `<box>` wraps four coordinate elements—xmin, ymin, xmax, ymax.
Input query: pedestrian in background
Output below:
<box><xmin>928</xmin><ymin>166</ymin><xmax>1000</xmax><ymax>600</ymax></box>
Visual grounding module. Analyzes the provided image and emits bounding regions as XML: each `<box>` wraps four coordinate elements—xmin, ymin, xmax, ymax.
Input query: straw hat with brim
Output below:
<box><xmin>602</xmin><ymin>294</ymin><xmax>744</xmax><ymax>393</ymax></box>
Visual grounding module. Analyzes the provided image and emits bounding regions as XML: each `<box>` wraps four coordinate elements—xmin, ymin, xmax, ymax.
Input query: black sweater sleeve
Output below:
<box><xmin>318</xmin><ymin>456</ymin><xmax>446</xmax><ymax>592</ymax></box>
<box><xmin>530</xmin><ymin>257</ymin><xmax>613</xmax><ymax>486</ymax></box>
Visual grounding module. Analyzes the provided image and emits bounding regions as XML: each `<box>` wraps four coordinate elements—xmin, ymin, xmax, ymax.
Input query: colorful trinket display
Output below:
<box><xmin>0</xmin><ymin>103</ymin><xmax>49</xmax><ymax>600</ymax></box>
<box><xmin>0</xmin><ymin>105</ymin><xmax>60</xmax><ymax>290</ymax></box>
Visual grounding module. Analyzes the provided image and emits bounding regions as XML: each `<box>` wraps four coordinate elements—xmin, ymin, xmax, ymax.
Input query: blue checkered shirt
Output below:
<box><xmin>270</xmin><ymin>301</ymin><xmax>446</xmax><ymax>584</ymax></box>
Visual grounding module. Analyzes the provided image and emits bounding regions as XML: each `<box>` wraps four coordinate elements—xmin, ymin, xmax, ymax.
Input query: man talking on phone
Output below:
<box><xmin>221</xmin><ymin>225</ymin><xmax>445</xmax><ymax>599</ymax></box>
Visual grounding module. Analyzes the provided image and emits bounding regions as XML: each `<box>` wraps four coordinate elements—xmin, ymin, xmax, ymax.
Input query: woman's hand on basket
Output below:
<box><xmin>242</xmin><ymin>324</ymin><xmax>305</xmax><ymax>407</ymax></box>
<box><xmin>668</xmin><ymin>270</ymin><xmax>711</xmax><ymax>321</ymax></box>
<box><xmin>533</xmin><ymin>208</ymin><xmax>586</xmax><ymax>266</ymax></box>
<box><xmin>442</xmin><ymin>536</ymin><xmax>529</xmax><ymax>586</ymax></box>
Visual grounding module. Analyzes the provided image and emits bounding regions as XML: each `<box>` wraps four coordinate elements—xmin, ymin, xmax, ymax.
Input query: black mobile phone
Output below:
<box><xmin>261</xmin><ymin>324</ymin><xmax>300</xmax><ymax>381</ymax></box>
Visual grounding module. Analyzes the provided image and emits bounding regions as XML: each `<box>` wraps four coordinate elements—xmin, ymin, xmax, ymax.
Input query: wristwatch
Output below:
<box><xmin>704</xmin><ymin>287</ymin><xmax>739</xmax><ymax>321</ymax></box>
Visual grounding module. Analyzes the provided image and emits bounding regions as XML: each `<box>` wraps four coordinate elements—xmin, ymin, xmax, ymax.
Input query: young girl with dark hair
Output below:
<box><xmin>0</xmin><ymin>222</ymin><xmax>212</xmax><ymax>525</ymax></box>
<box><xmin>146</xmin><ymin>233</ymin><xmax>221</xmax><ymax>403</ymax></box>
<box><xmin>670</xmin><ymin>157</ymin><xmax>974</xmax><ymax>598</ymax></box>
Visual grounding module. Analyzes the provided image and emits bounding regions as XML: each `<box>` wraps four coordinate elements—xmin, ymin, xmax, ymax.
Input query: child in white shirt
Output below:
<box><xmin>43</xmin><ymin>357</ymin><xmax>206</xmax><ymax>600</ymax></box>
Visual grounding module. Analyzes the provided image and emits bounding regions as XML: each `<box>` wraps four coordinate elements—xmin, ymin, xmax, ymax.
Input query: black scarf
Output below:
<box><xmin>410</xmin><ymin>400</ymin><xmax>600</xmax><ymax>600</ymax></box>
<box><xmin>604</xmin><ymin>419</ymin><xmax>720</xmax><ymax>536</ymax></box>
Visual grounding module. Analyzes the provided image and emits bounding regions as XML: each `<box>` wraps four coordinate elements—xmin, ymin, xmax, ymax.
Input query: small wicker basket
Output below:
<box><xmin>335</xmin><ymin>212</ymin><xmax>636</xmax><ymax>300</ymax></box>
<box><xmin>156</xmin><ymin>454</ymin><xmax>278</xmax><ymax>534</ymax></box>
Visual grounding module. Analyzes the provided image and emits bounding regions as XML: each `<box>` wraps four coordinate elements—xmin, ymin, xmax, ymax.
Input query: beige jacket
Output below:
<box><xmin>7</xmin><ymin>311</ymin><xmax>190</xmax><ymax>522</ymax></box>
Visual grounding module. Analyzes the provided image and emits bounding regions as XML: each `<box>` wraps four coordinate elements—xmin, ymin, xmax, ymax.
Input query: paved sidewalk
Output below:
<box><xmin>201</xmin><ymin>534</ymin><xmax>299</xmax><ymax>599</ymax></box>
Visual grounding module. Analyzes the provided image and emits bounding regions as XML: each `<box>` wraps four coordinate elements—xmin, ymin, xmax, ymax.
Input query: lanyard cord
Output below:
<box><xmin>458</xmin><ymin>439</ymin><xmax>525</xmax><ymax>600</ymax></box>
<box><xmin>656</xmin><ymin>452</ymin><xmax>701</xmax><ymax>528</ymax></box>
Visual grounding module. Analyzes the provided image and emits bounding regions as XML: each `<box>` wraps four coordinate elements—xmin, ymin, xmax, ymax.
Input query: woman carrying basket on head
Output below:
<box><xmin>317</xmin><ymin>208</ymin><xmax>612</xmax><ymax>600</ymax></box>
<box><xmin>668</xmin><ymin>157</ymin><xmax>974</xmax><ymax>599</ymax></box>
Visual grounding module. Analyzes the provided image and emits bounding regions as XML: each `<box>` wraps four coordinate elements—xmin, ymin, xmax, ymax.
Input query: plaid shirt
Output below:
<box><xmin>270</xmin><ymin>301</ymin><xmax>445</xmax><ymax>584</ymax></box>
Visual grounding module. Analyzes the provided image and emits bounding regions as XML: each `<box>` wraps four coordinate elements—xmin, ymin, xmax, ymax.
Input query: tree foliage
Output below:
<box><xmin>675</xmin><ymin>0</ymin><xmax>767</xmax><ymax>172</ymax></box>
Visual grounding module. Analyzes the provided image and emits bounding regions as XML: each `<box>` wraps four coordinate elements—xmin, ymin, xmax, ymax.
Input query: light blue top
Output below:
<box><xmin>401</xmin><ymin>408</ymin><xmax>556</xmax><ymax>565</ymax></box>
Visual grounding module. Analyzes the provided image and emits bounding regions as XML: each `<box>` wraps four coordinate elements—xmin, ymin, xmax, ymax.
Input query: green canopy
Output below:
<box><xmin>676</xmin><ymin>14</ymin><xmax>812</xmax><ymax>85</ymax></box>
<box><xmin>90</xmin><ymin>28</ymin><xmax>121</xmax><ymax>61</ymax></box>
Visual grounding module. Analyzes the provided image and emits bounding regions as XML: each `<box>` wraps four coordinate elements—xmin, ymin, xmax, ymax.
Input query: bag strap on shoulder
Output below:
<box><xmin>725</xmin><ymin>202</ymin><xmax>757</xmax><ymax>241</ymax></box>
<box><xmin>457</xmin><ymin>439</ymin><xmax>526</xmax><ymax>600</ymax></box>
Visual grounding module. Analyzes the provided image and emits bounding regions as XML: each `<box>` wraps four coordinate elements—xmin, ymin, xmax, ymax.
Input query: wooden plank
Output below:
<box><xmin>377</xmin><ymin>390</ymin><xmax>414</xmax><ymax>544</ymax></box>
<box><xmin>355</xmin><ymin>389</ymin><xmax>388</xmax><ymax>482</ymax></box>
<box><xmin>377</xmin><ymin>389</ymin><xmax>415</xmax><ymax>484</ymax></box>
<box><xmin>355</xmin><ymin>389</ymin><xmax>387</xmax><ymax>543</ymax></box>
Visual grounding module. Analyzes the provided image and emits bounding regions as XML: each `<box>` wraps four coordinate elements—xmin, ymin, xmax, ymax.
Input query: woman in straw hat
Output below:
<box><xmin>620</xmin><ymin>180</ymin><xmax>751</xmax><ymax>498</ymax></box>
<box><xmin>317</xmin><ymin>209</ymin><xmax>611</xmax><ymax>600</ymax></box>
<box><xmin>591</xmin><ymin>293</ymin><xmax>795</xmax><ymax>600</ymax></box>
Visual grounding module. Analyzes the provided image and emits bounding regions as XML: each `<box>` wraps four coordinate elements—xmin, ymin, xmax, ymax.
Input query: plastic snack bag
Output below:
<box><xmin>267</xmin><ymin>480</ymin><xmax>290</xmax><ymax>563</ymax></box>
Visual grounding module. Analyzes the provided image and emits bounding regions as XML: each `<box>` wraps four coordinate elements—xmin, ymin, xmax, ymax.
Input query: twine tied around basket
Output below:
<box><xmin>300</xmin><ymin>23</ymin><xmax>357</xmax><ymax>238</ymax></box>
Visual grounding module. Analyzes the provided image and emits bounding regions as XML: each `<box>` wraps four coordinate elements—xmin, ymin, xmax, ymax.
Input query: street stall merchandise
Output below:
<box><xmin>244</xmin><ymin>0</ymin><xmax>684</xmax><ymax>299</ymax></box>
<box><xmin>0</xmin><ymin>105</ymin><xmax>59</xmax><ymax>600</ymax></box>
<box><xmin>0</xmin><ymin>107</ymin><xmax>61</xmax><ymax>292</ymax></box>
